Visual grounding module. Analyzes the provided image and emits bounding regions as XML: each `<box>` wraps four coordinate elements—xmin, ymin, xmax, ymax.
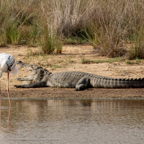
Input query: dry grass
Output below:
<box><xmin>85</xmin><ymin>0</ymin><xmax>144</xmax><ymax>58</ymax></box>
<box><xmin>0</xmin><ymin>0</ymin><xmax>144</xmax><ymax>58</ymax></box>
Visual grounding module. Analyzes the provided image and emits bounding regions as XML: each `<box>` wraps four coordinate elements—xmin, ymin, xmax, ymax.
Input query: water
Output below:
<box><xmin>0</xmin><ymin>99</ymin><xmax>144</xmax><ymax>144</ymax></box>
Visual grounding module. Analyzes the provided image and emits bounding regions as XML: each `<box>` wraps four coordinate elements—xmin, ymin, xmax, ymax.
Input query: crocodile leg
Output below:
<box><xmin>15</xmin><ymin>81</ymin><xmax>47</xmax><ymax>88</ymax></box>
<box><xmin>75</xmin><ymin>77</ymin><xmax>91</xmax><ymax>91</ymax></box>
<box><xmin>16</xmin><ymin>70</ymin><xmax>37</xmax><ymax>84</ymax></box>
<box><xmin>17</xmin><ymin>76</ymin><xmax>34</xmax><ymax>81</ymax></box>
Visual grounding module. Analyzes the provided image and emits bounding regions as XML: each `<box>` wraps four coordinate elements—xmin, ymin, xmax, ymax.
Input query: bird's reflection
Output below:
<box><xmin>0</xmin><ymin>101</ymin><xmax>11</xmax><ymax>127</ymax></box>
<box><xmin>7</xmin><ymin>106</ymin><xmax>11</xmax><ymax>125</ymax></box>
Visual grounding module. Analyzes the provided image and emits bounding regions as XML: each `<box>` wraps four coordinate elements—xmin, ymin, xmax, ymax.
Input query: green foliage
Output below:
<box><xmin>7</xmin><ymin>24</ymin><xmax>21</xmax><ymax>44</ymax></box>
<box><xmin>64</xmin><ymin>36</ymin><xmax>87</xmax><ymax>44</ymax></box>
<box><xmin>53</xmin><ymin>65</ymin><xmax>62</xmax><ymax>69</ymax></box>
<box><xmin>125</xmin><ymin>59</ymin><xmax>141</xmax><ymax>65</ymax></box>
<box><xmin>29</xmin><ymin>24</ymin><xmax>39</xmax><ymax>45</ymax></box>
<box><xmin>127</xmin><ymin>27</ymin><xmax>144</xmax><ymax>60</ymax></box>
<box><xmin>40</xmin><ymin>2</ymin><xmax>63</xmax><ymax>54</ymax></box>
<box><xmin>82</xmin><ymin>57</ymin><xmax>123</xmax><ymax>64</ymax></box>
<box><xmin>41</xmin><ymin>30</ymin><xmax>63</xmax><ymax>54</ymax></box>
<box><xmin>127</xmin><ymin>43</ymin><xmax>144</xmax><ymax>60</ymax></box>
<box><xmin>0</xmin><ymin>30</ymin><xmax>7</xmax><ymax>47</ymax></box>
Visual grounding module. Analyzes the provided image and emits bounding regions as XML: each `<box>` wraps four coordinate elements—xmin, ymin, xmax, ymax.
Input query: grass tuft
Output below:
<box><xmin>127</xmin><ymin>43</ymin><xmax>144</xmax><ymax>60</ymax></box>
<box><xmin>82</xmin><ymin>57</ymin><xmax>124</xmax><ymax>64</ymax></box>
<box><xmin>7</xmin><ymin>24</ymin><xmax>21</xmax><ymax>44</ymax></box>
<box><xmin>125</xmin><ymin>59</ymin><xmax>141</xmax><ymax>65</ymax></box>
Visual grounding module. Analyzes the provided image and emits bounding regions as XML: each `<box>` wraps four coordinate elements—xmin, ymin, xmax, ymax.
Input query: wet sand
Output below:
<box><xmin>1</xmin><ymin>87</ymin><xmax>144</xmax><ymax>99</ymax></box>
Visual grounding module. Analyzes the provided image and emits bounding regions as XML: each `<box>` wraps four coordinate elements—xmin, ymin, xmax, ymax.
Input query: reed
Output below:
<box><xmin>0</xmin><ymin>0</ymin><xmax>144</xmax><ymax>58</ymax></box>
<box><xmin>85</xmin><ymin>0</ymin><xmax>144</xmax><ymax>58</ymax></box>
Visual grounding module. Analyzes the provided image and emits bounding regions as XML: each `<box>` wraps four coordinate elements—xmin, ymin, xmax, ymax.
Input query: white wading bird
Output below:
<box><xmin>0</xmin><ymin>53</ymin><xmax>18</xmax><ymax>107</ymax></box>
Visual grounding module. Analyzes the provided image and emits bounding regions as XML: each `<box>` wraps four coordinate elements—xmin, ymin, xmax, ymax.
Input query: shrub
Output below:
<box><xmin>1</xmin><ymin>0</ymin><xmax>144</xmax><ymax>59</ymax></box>
<box><xmin>128</xmin><ymin>43</ymin><xmax>144</xmax><ymax>60</ymax></box>
<box><xmin>85</xmin><ymin>0</ymin><xmax>144</xmax><ymax>58</ymax></box>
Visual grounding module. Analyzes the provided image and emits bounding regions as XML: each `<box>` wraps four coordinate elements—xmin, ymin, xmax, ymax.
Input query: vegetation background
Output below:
<box><xmin>0</xmin><ymin>0</ymin><xmax>144</xmax><ymax>59</ymax></box>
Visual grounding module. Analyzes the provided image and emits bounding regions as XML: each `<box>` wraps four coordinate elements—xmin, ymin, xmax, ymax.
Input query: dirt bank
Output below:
<box><xmin>1</xmin><ymin>45</ymin><xmax>144</xmax><ymax>99</ymax></box>
<box><xmin>1</xmin><ymin>88</ymin><xmax>144</xmax><ymax>99</ymax></box>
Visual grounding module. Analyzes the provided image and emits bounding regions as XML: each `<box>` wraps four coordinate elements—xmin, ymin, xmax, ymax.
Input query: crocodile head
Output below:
<box><xmin>16</xmin><ymin>61</ymin><xmax>24</xmax><ymax>68</ymax></box>
<box><xmin>16</xmin><ymin>60</ymin><xmax>52</xmax><ymax>84</ymax></box>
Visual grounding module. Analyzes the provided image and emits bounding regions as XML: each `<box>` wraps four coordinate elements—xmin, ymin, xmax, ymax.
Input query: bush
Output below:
<box><xmin>1</xmin><ymin>0</ymin><xmax>144</xmax><ymax>58</ymax></box>
<box><xmin>85</xmin><ymin>0</ymin><xmax>144</xmax><ymax>57</ymax></box>
<box><xmin>41</xmin><ymin>30</ymin><xmax>62</xmax><ymax>54</ymax></box>
<box><xmin>128</xmin><ymin>43</ymin><xmax>144</xmax><ymax>60</ymax></box>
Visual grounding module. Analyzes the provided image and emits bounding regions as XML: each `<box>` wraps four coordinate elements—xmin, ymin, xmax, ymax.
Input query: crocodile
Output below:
<box><xmin>14</xmin><ymin>61</ymin><xmax>144</xmax><ymax>90</ymax></box>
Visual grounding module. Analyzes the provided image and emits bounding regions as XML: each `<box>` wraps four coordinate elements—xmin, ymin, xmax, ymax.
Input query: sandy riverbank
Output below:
<box><xmin>1</xmin><ymin>45</ymin><xmax>144</xmax><ymax>99</ymax></box>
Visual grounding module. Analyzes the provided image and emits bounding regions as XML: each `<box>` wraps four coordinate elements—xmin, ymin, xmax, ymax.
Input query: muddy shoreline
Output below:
<box><xmin>1</xmin><ymin>45</ymin><xmax>144</xmax><ymax>100</ymax></box>
<box><xmin>1</xmin><ymin>87</ymin><xmax>144</xmax><ymax>100</ymax></box>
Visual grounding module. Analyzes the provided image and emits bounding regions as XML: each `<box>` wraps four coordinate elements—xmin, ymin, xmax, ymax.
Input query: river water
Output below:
<box><xmin>0</xmin><ymin>99</ymin><xmax>144</xmax><ymax>144</ymax></box>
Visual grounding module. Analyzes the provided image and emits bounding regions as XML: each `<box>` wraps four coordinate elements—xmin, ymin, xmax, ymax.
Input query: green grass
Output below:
<box><xmin>125</xmin><ymin>59</ymin><xmax>141</xmax><ymax>65</ymax></box>
<box><xmin>82</xmin><ymin>57</ymin><xmax>124</xmax><ymax>64</ymax></box>
<box><xmin>53</xmin><ymin>65</ymin><xmax>62</xmax><ymax>69</ymax></box>
<box><xmin>64</xmin><ymin>36</ymin><xmax>88</xmax><ymax>44</ymax></box>
<box><xmin>41</xmin><ymin>33</ymin><xmax>63</xmax><ymax>54</ymax></box>
<box><xmin>0</xmin><ymin>31</ymin><xmax>7</xmax><ymax>47</ymax></box>
<box><xmin>127</xmin><ymin>42</ymin><xmax>144</xmax><ymax>60</ymax></box>
<box><xmin>7</xmin><ymin>24</ymin><xmax>21</xmax><ymax>44</ymax></box>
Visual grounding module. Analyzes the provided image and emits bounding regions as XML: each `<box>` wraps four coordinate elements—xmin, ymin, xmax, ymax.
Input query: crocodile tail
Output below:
<box><xmin>93</xmin><ymin>77</ymin><xmax>144</xmax><ymax>88</ymax></box>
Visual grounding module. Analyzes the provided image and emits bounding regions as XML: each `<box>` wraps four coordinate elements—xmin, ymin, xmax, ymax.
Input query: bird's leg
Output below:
<box><xmin>7</xmin><ymin>73</ymin><xmax>11</xmax><ymax>107</ymax></box>
<box><xmin>0</xmin><ymin>81</ymin><xmax>1</xmax><ymax>123</ymax></box>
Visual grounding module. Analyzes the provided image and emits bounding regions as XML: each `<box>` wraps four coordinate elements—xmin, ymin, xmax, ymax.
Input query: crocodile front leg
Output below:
<box><xmin>17</xmin><ymin>76</ymin><xmax>33</xmax><ymax>81</ymax></box>
<box><xmin>15</xmin><ymin>81</ymin><xmax>47</xmax><ymax>88</ymax></box>
<box><xmin>75</xmin><ymin>77</ymin><xmax>91</xmax><ymax>91</ymax></box>
<box><xmin>17</xmin><ymin>72</ymin><xmax>36</xmax><ymax>84</ymax></box>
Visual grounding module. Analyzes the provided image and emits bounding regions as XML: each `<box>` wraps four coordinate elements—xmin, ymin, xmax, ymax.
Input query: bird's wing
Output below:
<box><xmin>7</xmin><ymin>55</ymin><xmax>15</xmax><ymax>66</ymax></box>
<box><xmin>7</xmin><ymin>54</ymin><xmax>19</xmax><ymax>75</ymax></box>
<box><xmin>6</xmin><ymin>54</ymin><xmax>15</xmax><ymax>71</ymax></box>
